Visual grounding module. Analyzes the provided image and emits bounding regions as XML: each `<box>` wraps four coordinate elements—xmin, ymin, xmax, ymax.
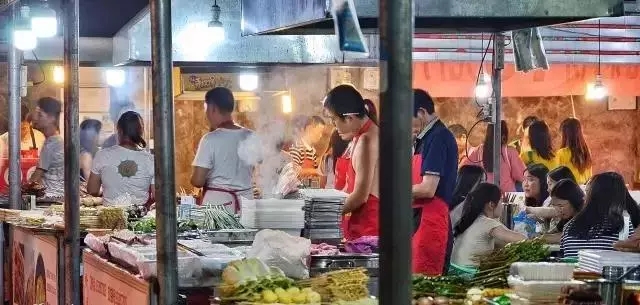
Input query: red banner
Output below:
<box><xmin>413</xmin><ymin>62</ymin><xmax>640</xmax><ymax>98</ymax></box>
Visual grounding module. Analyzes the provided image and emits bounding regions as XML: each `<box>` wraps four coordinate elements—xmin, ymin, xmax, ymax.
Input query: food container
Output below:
<box><xmin>510</xmin><ymin>262</ymin><xmax>575</xmax><ymax>281</ymax></box>
<box><xmin>205</xmin><ymin>229</ymin><xmax>258</xmax><ymax>243</ymax></box>
<box><xmin>508</xmin><ymin>276</ymin><xmax>584</xmax><ymax>300</ymax></box>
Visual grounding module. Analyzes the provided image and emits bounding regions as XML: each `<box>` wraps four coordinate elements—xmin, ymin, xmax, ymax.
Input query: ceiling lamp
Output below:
<box><xmin>31</xmin><ymin>0</ymin><xmax>57</xmax><ymax>38</ymax></box>
<box><xmin>13</xmin><ymin>5</ymin><xmax>38</xmax><ymax>51</ymax></box>
<box><xmin>586</xmin><ymin>20</ymin><xmax>607</xmax><ymax>101</ymax></box>
<box><xmin>281</xmin><ymin>94</ymin><xmax>293</xmax><ymax>114</ymax></box>
<box><xmin>105</xmin><ymin>69</ymin><xmax>126</xmax><ymax>87</ymax></box>
<box><xmin>238</xmin><ymin>73</ymin><xmax>259</xmax><ymax>91</ymax></box>
<box><xmin>207</xmin><ymin>0</ymin><xmax>225</xmax><ymax>42</ymax></box>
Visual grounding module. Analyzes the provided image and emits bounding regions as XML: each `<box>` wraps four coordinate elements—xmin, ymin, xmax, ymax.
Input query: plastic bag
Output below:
<box><xmin>331</xmin><ymin>0</ymin><xmax>368</xmax><ymax>53</ymax></box>
<box><xmin>273</xmin><ymin>163</ymin><xmax>301</xmax><ymax>197</ymax></box>
<box><xmin>513</xmin><ymin>211</ymin><xmax>537</xmax><ymax>238</ymax></box>
<box><xmin>247</xmin><ymin>229</ymin><xmax>311</xmax><ymax>279</ymax></box>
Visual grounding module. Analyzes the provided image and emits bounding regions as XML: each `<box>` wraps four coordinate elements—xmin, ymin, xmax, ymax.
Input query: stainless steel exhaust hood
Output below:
<box><xmin>241</xmin><ymin>0</ymin><xmax>624</xmax><ymax>35</ymax></box>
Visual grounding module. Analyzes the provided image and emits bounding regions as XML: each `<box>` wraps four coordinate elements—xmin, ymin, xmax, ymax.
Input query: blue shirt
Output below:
<box><xmin>414</xmin><ymin>120</ymin><xmax>458</xmax><ymax>205</ymax></box>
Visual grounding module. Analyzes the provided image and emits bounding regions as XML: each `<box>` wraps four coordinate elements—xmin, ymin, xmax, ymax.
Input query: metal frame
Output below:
<box><xmin>149</xmin><ymin>0</ymin><xmax>178</xmax><ymax>303</ymax></box>
<box><xmin>62</xmin><ymin>0</ymin><xmax>81</xmax><ymax>303</ymax></box>
<box><xmin>378</xmin><ymin>0</ymin><xmax>413</xmax><ymax>304</ymax></box>
<box><xmin>491</xmin><ymin>33</ymin><xmax>505</xmax><ymax>185</ymax></box>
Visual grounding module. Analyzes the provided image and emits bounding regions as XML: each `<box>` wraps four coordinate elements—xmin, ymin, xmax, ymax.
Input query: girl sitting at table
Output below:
<box><xmin>536</xmin><ymin>179</ymin><xmax>584</xmax><ymax>244</ymax></box>
<box><xmin>523</xmin><ymin>164</ymin><xmax>549</xmax><ymax>207</ymax></box>
<box><xmin>451</xmin><ymin>183</ymin><xmax>526</xmax><ymax>267</ymax></box>
<box><xmin>561</xmin><ymin>172</ymin><xmax>640</xmax><ymax>258</ymax></box>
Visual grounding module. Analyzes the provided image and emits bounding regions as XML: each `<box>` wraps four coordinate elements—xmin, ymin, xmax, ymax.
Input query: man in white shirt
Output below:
<box><xmin>191</xmin><ymin>87</ymin><xmax>254</xmax><ymax>213</ymax></box>
<box><xmin>28</xmin><ymin>97</ymin><xmax>64</xmax><ymax>198</ymax></box>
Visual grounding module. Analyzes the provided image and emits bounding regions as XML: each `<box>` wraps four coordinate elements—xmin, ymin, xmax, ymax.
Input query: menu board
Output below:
<box><xmin>83</xmin><ymin>251</ymin><xmax>149</xmax><ymax>305</ymax></box>
<box><xmin>12</xmin><ymin>228</ymin><xmax>58</xmax><ymax>305</ymax></box>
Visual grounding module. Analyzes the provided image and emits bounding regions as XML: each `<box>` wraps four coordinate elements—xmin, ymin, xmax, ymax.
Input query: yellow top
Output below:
<box><xmin>555</xmin><ymin>147</ymin><xmax>592</xmax><ymax>184</ymax></box>
<box><xmin>520</xmin><ymin>150</ymin><xmax>558</xmax><ymax>171</ymax></box>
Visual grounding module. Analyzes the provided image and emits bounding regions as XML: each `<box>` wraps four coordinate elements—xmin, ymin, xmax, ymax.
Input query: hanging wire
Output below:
<box><xmin>597</xmin><ymin>20</ymin><xmax>601</xmax><ymax>72</ymax></box>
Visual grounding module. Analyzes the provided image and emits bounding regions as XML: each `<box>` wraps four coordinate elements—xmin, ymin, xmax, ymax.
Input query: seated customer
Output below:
<box><xmin>561</xmin><ymin>172</ymin><xmax>640</xmax><ymax>258</ymax></box>
<box><xmin>87</xmin><ymin>111</ymin><xmax>154</xmax><ymax>206</ymax></box>
<box><xmin>451</xmin><ymin>183</ymin><xmax>526</xmax><ymax>266</ymax></box>
<box><xmin>449</xmin><ymin>165</ymin><xmax>486</xmax><ymax>227</ymax></box>
<box><xmin>538</xmin><ymin>179</ymin><xmax>584</xmax><ymax>244</ymax></box>
<box><xmin>527</xmin><ymin>166</ymin><xmax>577</xmax><ymax>219</ymax></box>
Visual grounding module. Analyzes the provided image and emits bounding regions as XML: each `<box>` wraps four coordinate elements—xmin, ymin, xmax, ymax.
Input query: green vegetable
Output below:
<box><xmin>177</xmin><ymin>219</ymin><xmax>198</xmax><ymax>232</ymax></box>
<box><xmin>412</xmin><ymin>275</ymin><xmax>469</xmax><ymax>298</ymax></box>
<box><xmin>130</xmin><ymin>218</ymin><xmax>156</xmax><ymax>233</ymax></box>
<box><xmin>200</xmin><ymin>205</ymin><xmax>244</xmax><ymax>230</ymax></box>
<box><xmin>493</xmin><ymin>295</ymin><xmax>510</xmax><ymax>305</ymax></box>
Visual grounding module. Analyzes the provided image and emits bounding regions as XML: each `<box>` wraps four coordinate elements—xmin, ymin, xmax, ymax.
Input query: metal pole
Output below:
<box><xmin>8</xmin><ymin>1</ymin><xmax>22</xmax><ymax>211</ymax></box>
<box><xmin>150</xmin><ymin>0</ymin><xmax>178</xmax><ymax>303</ymax></box>
<box><xmin>62</xmin><ymin>0</ymin><xmax>81</xmax><ymax>303</ymax></box>
<box><xmin>492</xmin><ymin>33</ymin><xmax>505</xmax><ymax>185</ymax></box>
<box><xmin>378</xmin><ymin>0</ymin><xmax>413</xmax><ymax>304</ymax></box>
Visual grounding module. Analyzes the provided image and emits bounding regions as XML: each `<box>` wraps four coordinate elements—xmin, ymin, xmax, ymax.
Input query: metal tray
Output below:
<box><xmin>310</xmin><ymin>253</ymin><xmax>379</xmax><ymax>275</ymax></box>
<box><xmin>204</xmin><ymin>229</ymin><xmax>258</xmax><ymax>243</ymax></box>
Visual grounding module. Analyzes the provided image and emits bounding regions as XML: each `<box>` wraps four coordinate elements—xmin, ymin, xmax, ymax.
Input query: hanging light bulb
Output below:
<box><xmin>13</xmin><ymin>5</ymin><xmax>38</xmax><ymax>51</ymax></box>
<box><xmin>31</xmin><ymin>0</ymin><xmax>57</xmax><ymax>38</ymax></box>
<box><xmin>207</xmin><ymin>0</ymin><xmax>225</xmax><ymax>43</ymax></box>
<box><xmin>586</xmin><ymin>20</ymin><xmax>607</xmax><ymax>101</ymax></box>
<box><xmin>586</xmin><ymin>74</ymin><xmax>607</xmax><ymax>101</ymax></box>
<box><xmin>475</xmin><ymin>73</ymin><xmax>491</xmax><ymax>99</ymax></box>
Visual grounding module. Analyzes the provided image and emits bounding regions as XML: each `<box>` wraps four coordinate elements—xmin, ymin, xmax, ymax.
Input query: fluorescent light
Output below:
<box><xmin>238</xmin><ymin>74</ymin><xmax>259</xmax><ymax>91</ymax></box>
<box><xmin>13</xmin><ymin>29</ymin><xmax>37</xmax><ymax>51</ymax></box>
<box><xmin>106</xmin><ymin>69</ymin><xmax>125</xmax><ymax>87</ymax></box>
<box><xmin>53</xmin><ymin>66</ymin><xmax>64</xmax><ymax>84</ymax></box>
<box><xmin>281</xmin><ymin>95</ymin><xmax>292</xmax><ymax>114</ymax></box>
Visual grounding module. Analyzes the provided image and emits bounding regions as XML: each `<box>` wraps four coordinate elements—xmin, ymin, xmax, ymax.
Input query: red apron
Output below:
<box><xmin>411</xmin><ymin>154</ymin><xmax>450</xmax><ymax>276</ymax></box>
<box><xmin>335</xmin><ymin>155</ymin><xmax>350</xmax><ymax>236</ymax></box>
<box><xmin>343</xmin><ymin>120</ymin><xmax>379</xmax><ymax>241</ymax></box>
<box><xmin>199</xmin><ymin>186</ymin><xmax>251</xmax><ymax>214</ymax></box>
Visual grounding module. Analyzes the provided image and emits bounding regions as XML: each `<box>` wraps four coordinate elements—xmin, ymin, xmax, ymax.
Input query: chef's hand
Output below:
<box><xmin>614</xmin><ymin>229</ymin><xmax>640</xmax><ymax>252</ymax></box>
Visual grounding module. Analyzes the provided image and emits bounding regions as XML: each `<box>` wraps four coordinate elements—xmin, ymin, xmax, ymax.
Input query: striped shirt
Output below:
<box><xmin>561</xmin><ymin>219</ymin><xmax>634</xmax><ymax>258</ymax></box>
<box><xmin>289</xmin><ymin>142</ymin><xmax>318</xmax><ymax>168</ymax></box>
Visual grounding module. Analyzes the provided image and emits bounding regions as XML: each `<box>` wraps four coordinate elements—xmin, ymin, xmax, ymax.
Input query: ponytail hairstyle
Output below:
<box><xmin>324</xmin><ymin>85</ymin><xmax>368</xmax><ymax>120</ymax></box>
<box><xmin>454</xmin><ymin>182</ymin><xmax>502</xmax><ymax>237</ymax></box>
<box><xmin>363</xmin><ymin>99</ymin><xmax>378</xmax><ymax>124</ymax></box>
<box><xmin>117</xmin><ymin>111</ymin><xmax>147</xmax><ymax>148</ymax></box>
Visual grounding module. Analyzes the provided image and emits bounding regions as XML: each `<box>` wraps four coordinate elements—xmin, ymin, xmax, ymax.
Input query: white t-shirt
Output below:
<box><xmin>91</xmin><ymin>145</ymin><xmax>154</xmax><ymax>206</ymax></box>
<box><xmin>38</xmin><ymin>135</ymin><xmax>65</xmax><ymax>198</ymax></box>
<box><xmin>193</xmin><ymin>128</ymin><xmax>254</xmax><ymax>192</ymax></box>
<box><xmin>0</xmin><ymin>126</ymin><xmax>46</xmax><ymax>158</ymax></box>
<box><xmin>452</xmin><ymin>215</ymin><xmax>505</xmax><ymax>266</ymax></box>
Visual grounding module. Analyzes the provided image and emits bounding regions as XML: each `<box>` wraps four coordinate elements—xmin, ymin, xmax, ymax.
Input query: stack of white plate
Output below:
<box><xmin>577</xmin><ymin>250</ymin><xmax>640</xmax><ymax>273</ymax></box>
<box><xmin>240</xmin><ymin>198</ymin><xmax>305</xmax><ymax>230</ymax></box>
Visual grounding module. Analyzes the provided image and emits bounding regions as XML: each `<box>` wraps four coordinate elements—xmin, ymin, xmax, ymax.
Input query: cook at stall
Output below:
<box><xmin>79</xmin><ymin>119</ymin><xmax>102</xmax><ymax>181</ymax></box>
<box><xmin>27</xmin><ymin>97</ymin><xmax>64</xmax><ymax>198</ymax></box>
<box><xmin>191</xmin><ymin>87</ymin><xmax>254</xmax><ymax>213</ymax></box>
<box><xmin>0</xmin><ymin>103</ymin><xmax>45</xmax><ymax>157</ymax></box>
<box><xmin>411</xmin><ymin>89</ymin><xmax>457</xmax><ymax>275</ymax></box>
<box><xmin>287</xmin><ymin>115</ymin><xmax>326</xmax><ymax>177</ymax></box>
<box><xmin>87</xmin><ymin>111</ymin><xmax>154</xmax><ymax>207</ymax></box>
<box><xmin>323</xmin><ymin>85</ymin><xmax>379</xmax><ymax>240</ymax></box>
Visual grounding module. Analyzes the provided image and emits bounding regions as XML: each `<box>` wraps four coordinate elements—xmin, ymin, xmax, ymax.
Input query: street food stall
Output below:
<box><xmin>3</xmin><ymin>0</ymin><xmax>639</xmax><ymax>304</ymax></box>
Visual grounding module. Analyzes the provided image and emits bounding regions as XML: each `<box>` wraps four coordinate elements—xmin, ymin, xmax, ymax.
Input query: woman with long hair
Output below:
<box><xmin>319</xmin><ymin>130</ymin><xmax>351</xmax><ymax>190</ymax></box>
<box><xmin>79</xmin><ymin>119</ymin><xmax>102</xmax><ymax>181</ymax></box>
<box><xmin>535</xmin><ymin>179</ymin><xmax>585</xmax><ymax>244</ymax></box>
<box><xmin>526</xmin><ymin>166</ymin><xmax>578</xmax><ymax>221</ymax></box>
<box><xmin>461</xmin><ymin>121</ymin><xmax>526</xmax><ymax>192</ymax></box>
<box><xmin>87</xmin><ymin>111</ymin><xmax>155</xmax><ymax>206</ymax></box>
<box><xmin>449</xmin><ymin>165</ymin><xmax>486</xmax><ymax>227</ymax></box>
<box><xmin>323</xmin><ymin>85</ymin><xmax>379</xmax><ymax>240</ymax></box>
<box><xmin>451</xmin><ymin>183</ymin><xmax>526</xmax><ymax>266</ymax></box>
<box><xmin>520</xmin><ymin>120</ymin><xmax>557</xmax><ymax>170</ymax></box>
<box><xmin>561</xmin><ymin>172</ymin><xmax>640</xmax><ymax>258</ymax></box>
<box><xmin>523</xmin><ymin>164</ymin><xmax>550</xmax><ymax>207</ymax></box>
<box><xmin>557</xmin><ymin>118</ymin><xmax>592</xmax><ymax>184</ymax></box>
